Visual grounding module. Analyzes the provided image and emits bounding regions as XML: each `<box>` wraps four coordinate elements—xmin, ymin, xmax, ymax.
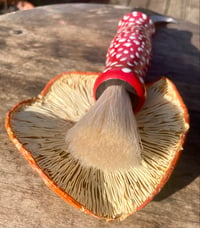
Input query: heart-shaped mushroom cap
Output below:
<box><xmin>5</xmin><ymin>72</ymin><xmax>189</xmax><ymax>221</ymax></box>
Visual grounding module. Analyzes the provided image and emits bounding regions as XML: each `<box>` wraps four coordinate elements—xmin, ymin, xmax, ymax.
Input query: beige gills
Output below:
<box><xmin>10</xmin><ymin>73</ymin><xmax>189</xmax><ymax>220</ymax></box>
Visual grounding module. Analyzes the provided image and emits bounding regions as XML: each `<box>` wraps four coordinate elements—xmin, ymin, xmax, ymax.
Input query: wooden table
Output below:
<box><xmin>0</xmin><ymin>3</ymin><xmax>199</xmax><ymax>228</ymax></box>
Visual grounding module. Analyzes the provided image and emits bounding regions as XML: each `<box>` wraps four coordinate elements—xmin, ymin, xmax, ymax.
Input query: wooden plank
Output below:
<box><xmin>185</xmin><ymin>0</ymin><xmax>200</xmax><ymax>24</ymax></box>
<box><xmin>146</xmin><ymin>0</ymin><xmax>168</xmax><ymax>15</ymax></box>
<box><xmin>127</xmin><ymin>0</ymin><xmax>149</xmax><ymax>8</ymax></box>
<box><xmin>108</xmin><ymin>0</ymin><xmax>130</xmax><ymax>6</ymax></box>
<box><xmin>164</xmin><ymin>0</ymin><xmax>187</xmax><ymax>20</ymax></box>
<box><xmin>112</xmin><ymin>0</ymin><xmax>199</xmax><ymax>24</ymax></box>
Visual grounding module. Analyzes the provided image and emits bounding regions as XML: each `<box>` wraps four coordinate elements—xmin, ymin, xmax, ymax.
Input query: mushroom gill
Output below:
<box><xmin>6</xmin><ymin>72</ymin><xmax>189</xmax><ymax>220</ymax></box>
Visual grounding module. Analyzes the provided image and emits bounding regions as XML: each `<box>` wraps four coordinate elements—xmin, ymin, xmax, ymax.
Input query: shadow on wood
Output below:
<box><xmin>147</xmin><ymin>26</ymin><xmax>200</xmax><ymax>201</ymax></box>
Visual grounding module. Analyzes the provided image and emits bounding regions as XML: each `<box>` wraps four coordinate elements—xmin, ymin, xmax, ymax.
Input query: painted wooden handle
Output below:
<box><xmin>106</xmin><ymin>11</ymin><xmax>155</xmax><ymax>82</ymax></box>
<box><xmin>94</xmin><ymin>12</ymin><xmax>155</xmax><ymax>112</ymax></box>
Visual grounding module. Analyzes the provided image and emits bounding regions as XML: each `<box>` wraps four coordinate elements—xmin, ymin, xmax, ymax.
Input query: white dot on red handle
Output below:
<box><xmin>134</xmin><ymin>40</ymin><xmax>140</xmax><ymax>45</ymax></box>
<box><xmin>142</xmin><ymin>14</ymin><xmax>147</xmax><ymax>20</ymax></box>
<box><xmin>139</xmin><ymin>76</ymin><xmax>145</xmax><ymax>84</ymax></box>
<box><xmin>123</xmin><ymin>43</ymin><xmax>132</xmax><ymax>47</ymax></box>
<box><xmin>136</xmin><ymin>52</ymin><xmax>140</xmax><ymax>58</ymax></box>
<box><xmin>115</xmin><ymin>43</ymin><xmax>120</xmax><ymax>48</ymax></box>
<box><xmin>122</xmin><ymin>68</ymin><xmax>132</xmax><ymax>73</ymax></box>
<box><xmin>127</xmin><ymin>62</ymin><xmax>134</xmax><ymax>67</ymax></box>
<box><xmin>119</xmin><ymin>38</ymin><xmax>126</xmax><ymax>42</ymax></box>
<box><xmin>123</xmin><ymin>15</ymin><xmax>130</xmax><ymax>20</ymax></box>
<box><xmin>103</xmin><ymin>67</ymin><xmax>112</xmax><ymax>73</ymax></box>
<box><xmin>132</xmin><ymin>12</ymin><xmax>138</xmax><ymax>17</ymax></box>
<box><xmin>115</xmin><ymin>64</ymin><xmax>124</xmax><ymax>67</ymax></box>
<box><xmin>116</xmin><ymin>54</ymin><xmax>122</xmax><ymax>59</ymax></box>
<box><xmin>142</xmin><ymin>56</ymin><xmax>145</xmax><ymax>61</ymax></box>
<box><xmin>120</xmin><ymin>57</ymin><xmax>127</xmax><ymax>62</ymax></box>
<box><xmin>111</xmin><ymin>61</ymin><xmax>118</xmax><ymax>66</ymax></box>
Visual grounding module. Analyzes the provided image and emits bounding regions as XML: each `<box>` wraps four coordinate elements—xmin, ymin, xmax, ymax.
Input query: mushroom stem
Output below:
<box><xmin>65</xmin><ymin>85</ymin><xmax>143</xmax><ymax>171</ymax></box>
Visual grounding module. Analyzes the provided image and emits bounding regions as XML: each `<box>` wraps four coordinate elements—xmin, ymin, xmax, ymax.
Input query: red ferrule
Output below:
<box><xmin>93</xmin><ymin>68</ymin><xmax>146</xmax><ymax>113</ymax></box>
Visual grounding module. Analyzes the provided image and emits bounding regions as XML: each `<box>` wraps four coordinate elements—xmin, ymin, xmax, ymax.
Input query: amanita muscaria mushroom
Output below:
<box><xmin>5</xmin><ymin>12</ymin><xmax>189</xmax><ymax>221</ymax></box>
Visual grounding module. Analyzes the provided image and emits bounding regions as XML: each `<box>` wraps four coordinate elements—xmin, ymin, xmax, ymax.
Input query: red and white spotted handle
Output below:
<box><xmin>93</xmin><ymin>11</ymin><xmax>155</xmax><ymax>112</ymax></box>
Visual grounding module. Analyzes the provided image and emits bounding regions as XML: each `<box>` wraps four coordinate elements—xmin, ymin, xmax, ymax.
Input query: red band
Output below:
<box><xmin>93</xmin><ymin>68</ymin><xmax>146</xmax><ymax>112</ymax></box>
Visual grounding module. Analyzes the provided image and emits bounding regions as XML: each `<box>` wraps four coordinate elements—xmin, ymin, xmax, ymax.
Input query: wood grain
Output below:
<box><xmin>0</xmin><ymin>3</ymin><xmax>199</xmax><ymax>228</ymax></box>
<box><xmin>128</xmin><ymin>0</ymin><xmax>200</xmax><ymax>24</ymax></box>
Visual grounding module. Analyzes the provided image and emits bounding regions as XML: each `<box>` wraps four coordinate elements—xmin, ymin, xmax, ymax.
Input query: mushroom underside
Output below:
<box><xmin>8</xmin><ymin>73</ymin><xmax>189</xmax><ymax>220</ymax></box>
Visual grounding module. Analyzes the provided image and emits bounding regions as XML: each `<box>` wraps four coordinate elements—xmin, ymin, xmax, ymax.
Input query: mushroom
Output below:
<box><xmin>5</xmin><ymin>72</ymin><xmax>189</xmax><ymax>220</ymax></box>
